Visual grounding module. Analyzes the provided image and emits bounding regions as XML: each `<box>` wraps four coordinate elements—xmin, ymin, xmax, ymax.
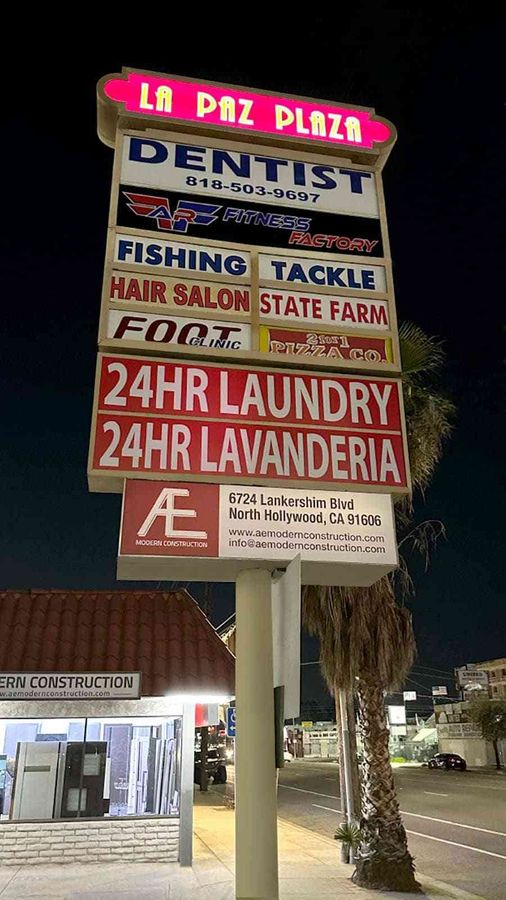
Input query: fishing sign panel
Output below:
<box><xmin>88</xmin><ymin>354</ymin><xmax>410</xmax><ymax>495</ymax></box>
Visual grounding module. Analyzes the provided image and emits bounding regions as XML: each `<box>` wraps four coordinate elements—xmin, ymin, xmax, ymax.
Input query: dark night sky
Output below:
<box><xmin>2</xmin><ymin>6</ymin><xmax>505</xmax><ymax>713</ymax></box>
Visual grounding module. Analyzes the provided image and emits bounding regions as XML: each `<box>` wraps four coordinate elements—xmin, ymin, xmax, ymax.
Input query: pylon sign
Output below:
<box><xmin>89</xmin><ymin>68</ymin><xmax>408</xmax><ymax>560</ymax></box>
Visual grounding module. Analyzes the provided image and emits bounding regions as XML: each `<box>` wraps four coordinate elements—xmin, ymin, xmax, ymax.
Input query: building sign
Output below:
<box><xmin>113</xmin><ymin>233</ymin><xmax>251</xmax><ymax>278</ymax></box>
<box><xmin>0</xmin><ymin>672</ymin><xmax>142</xmax><ymax>701</ymax></box>
<box><xmin>387</xmin><ymin>705</ymin><xmax>406</xmax><ymax>726</ymax></box>
<box><xmin>106</xmin><ymin>309</ymin><xmax>251</xmax><ymax>351</ymax></box>
<box><xmin>260</xmin><ymin>327</ymin><xmax>391</xmax><ymax>362</ymax></box>
<box><xmin>88</xmin><ymin>354</ymin><xmax>409</xmax><ymax>493</ymax></box>
<box><xmin>117</xmin><ymin>480</ymin><xmax>398</xmax><ymax>586</ymax></box>
<box><xmin>403</xmin><ymin>691</ymin><xmax>417</xmax><ymax>701</ymax></box>
<box><xmin>259</xmin><ymin>289</ymin><xmax>390</xmax><ymax>330</ymax></box>
<box><xmin>116</xmin><ymin>185</ymin><xmax>383</xmax><ymax>256</ymax></box>
<box><xmin>432</xmin><ymin>686</ymin><xmax>448</xmax><ymax>697</ymax></box>
<box><xmin>259</xmin><ymin>253</ymin><xmax>387</xmax><ymax>291</ymax></box>
<box><xmin>99</xmin><ymin>72</ymin><xmax>394</xmax><ymax>152</ymax></box>
<box><xmin>120</xmin><ymin>134</ymin><xmax>379</xmax><ymax>218</ymax></box>
<box><xmin>106</xmin><ymin>271</ymin><xmax>251</xmax><ymax>314</ymax></box>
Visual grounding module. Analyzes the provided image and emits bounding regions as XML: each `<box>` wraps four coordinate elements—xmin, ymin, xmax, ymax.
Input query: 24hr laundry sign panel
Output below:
<box><xmin>89</xmin><ymin>354</ymin><xmax>410</xmax><ymax>493</ymax></box>
<box><xmin>119</xmin><ymin>133</ymin><xmax>380</xmax><ymax>217</ymax></box>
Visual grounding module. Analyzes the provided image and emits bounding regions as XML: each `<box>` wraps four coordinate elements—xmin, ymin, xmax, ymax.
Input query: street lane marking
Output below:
<box><xmin>424</xmin><ymin>791</ymin><xmax>449</xmax><ymax>797</ymax></box>
<box><xmin>401</xmin><ymin>810</ymin><xmax>506</xmax><ymax>837</ymax></box>
<box><xmin>279</xmin><ymin>784</ymin><xmax>339</xmax><ymax>800</ymax></box>
<box><xmin>406</xmin><ymin>830</ymin><xmax>506</xmax><ymax>861</ymax></box>
<box><xmin>312</xmin><ymin>803</ymin><xmax>506</xmax><ymax>839</ymax></box>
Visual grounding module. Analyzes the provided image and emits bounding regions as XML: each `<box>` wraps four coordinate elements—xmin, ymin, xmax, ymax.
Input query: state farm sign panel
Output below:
<box><xmin>88</xmin><ymin>354</ymin><xmax>410</xmax><ymax>494</ymax></box>
<box><xmin>120</xmin><ymin>133</ymin><xmax>380</xmax><ymax>217</ymax></box>
<box><xmin>117</xmin><ymin>480</ymin><xmax>398</xmax><ymax>586</ymax></box>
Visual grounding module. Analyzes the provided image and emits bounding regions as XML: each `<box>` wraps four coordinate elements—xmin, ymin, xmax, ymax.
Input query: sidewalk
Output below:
<box><xmin>0</xmin><ymin>794</ymin><xmax>484</xmax><ymax>899</ymax></box>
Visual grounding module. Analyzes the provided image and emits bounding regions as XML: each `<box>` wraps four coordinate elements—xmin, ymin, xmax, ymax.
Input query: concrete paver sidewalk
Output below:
<box><xmin>0</xmin><ymin>794</ymin><xmax>483</xmax><ymax>899</ymax></box>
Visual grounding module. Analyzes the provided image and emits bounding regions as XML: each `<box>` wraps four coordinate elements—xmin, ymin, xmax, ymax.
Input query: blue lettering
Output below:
<box><xmin>293</xmin><ymin>162</ymin><xmax>306</xmax><ymax>185</ymax></box>
<box><xmin>129</xmin><ymin>138</ymin><xmax>168</xmax><ymax>164</ymax></box>
<box><xmin>307</xmin><ymin>266</ymin><xmax>325</xmax><ymax>285</ymax></box>
<box><xmin>145</xmin><ymin>244</ymin><xmax>162</xmax><ymax>265</ymax></box>
<box><xmin>164</xmin><ymin>245</ymin><xmax>187</xmax><ymax>268</ymax></box>
<box><xmin>213</xmin><ymin>150</ymin><xmax>250</xmax><ymax>177</ymax></box>
<box><xmin>311</xmin><ymin>165</ymin><xmax>337</xmax><ymax>190</ymax></box>
<box><xmin>287</xmin><ymin>263</ymin><xmax>308</xmax><ymax>283</ymax></box>
<box><xmin>254</xmin><ymin>156</ymin><xmax>289</xmax><ymax>182</ymax></box>
<box><xmin>339</xmin><ymin>168</ymin><xmax>372</xmax><ymax>194</ymax></box>
<box><xmin>362</xmin><ymin>270</ymin><xmax>376</xmax><ymax>289</ymax></box>
<box><xmin>271</xmin><ymin>261</ymin><xmax>287</xmax><ymax>279</ymax></box>
<box><xmin>174</xmin><ymin>144</ymin><xmax>206</xmax><ymax>170</ymax></box>
<box><xmin>117</xmin><ymin>240</ymin><xmax>133</xmax><ymax>262</ymax></box>
<box><xmin>347</xmin><ymin>269</ymin><xmax>362</xmax><ymax>288</ymax></box>
<box><xmin>225</xmin><ymin>256</ymin><xmax>248</xmax><ymax>276</ymax></box>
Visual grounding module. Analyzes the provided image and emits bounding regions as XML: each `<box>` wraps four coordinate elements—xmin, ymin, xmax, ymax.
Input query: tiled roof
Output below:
<box><xmin>0</xmin><ymin>590</ymin><xmax>234</xmax><ymax>697</ymax></box>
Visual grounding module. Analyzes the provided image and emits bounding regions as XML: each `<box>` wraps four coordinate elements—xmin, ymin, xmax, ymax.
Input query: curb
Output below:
<box><xmin>280</xmin><ymin>817</ymin><xmax>486</xmax><ymax>900</ymax></box>
<box><xmin>417</xmin><ymin>874</ymin><xmax>485</xmax><ymax>900</ymax></box>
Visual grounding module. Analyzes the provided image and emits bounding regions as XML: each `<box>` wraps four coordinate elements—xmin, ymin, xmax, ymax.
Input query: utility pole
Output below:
<box><xmin>339</xmin><ymin>688</ymin><xmax>357</xmax><ymax>863</ymax></box>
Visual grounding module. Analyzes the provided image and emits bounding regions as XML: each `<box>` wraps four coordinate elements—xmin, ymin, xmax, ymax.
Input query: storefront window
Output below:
<box><xmin>0</xmin><ymin>716</ymin><xmax>181</xmax><ymax>821</ymax></box>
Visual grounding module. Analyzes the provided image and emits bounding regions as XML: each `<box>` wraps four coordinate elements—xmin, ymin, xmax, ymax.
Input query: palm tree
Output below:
<box><xmin>303</xmin><ymin>323</ymin><xmax>455</xmax><ymax>892</ymax></box>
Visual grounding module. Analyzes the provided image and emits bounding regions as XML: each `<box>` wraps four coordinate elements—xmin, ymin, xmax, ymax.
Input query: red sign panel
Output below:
<box><xmin>91</xmin><ymin>355</ymin><xmax>409</xmax><ymax>492</ymax></box>
<box><xmin>261</xmin><ymin>327</ymin><xmax>391</xmax><ymax>364</ymax></box>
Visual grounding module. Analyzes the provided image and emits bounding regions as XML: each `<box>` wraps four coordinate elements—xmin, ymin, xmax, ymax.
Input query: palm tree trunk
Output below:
<box><xmin>352</xmin><ymin>678</ymin><xmax>421</xmax><ymax>892</ymax></box>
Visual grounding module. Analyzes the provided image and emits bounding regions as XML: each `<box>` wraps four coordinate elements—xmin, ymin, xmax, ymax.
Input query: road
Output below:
<box><xmin>276</xmin><ymin>761</ymin><xmax>506</xmax><ymax>899</ymax></box>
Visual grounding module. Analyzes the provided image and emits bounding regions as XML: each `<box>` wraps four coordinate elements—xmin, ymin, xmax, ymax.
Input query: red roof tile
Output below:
<box><xmin>0</xmin><ymin>590</ymin><xmax>234</xmax><ymax>697</ymax></box>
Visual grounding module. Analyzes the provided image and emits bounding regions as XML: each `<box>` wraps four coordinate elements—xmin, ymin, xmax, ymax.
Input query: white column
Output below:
<box><xmin>179</xmin><ymin>702</ymin><xmax>195</xmax><ymax>866</ymax></box>
<box><xmin>235</xmin><ymin>568</ymin><xmax>279</xmax><ymax>900</ymax></box>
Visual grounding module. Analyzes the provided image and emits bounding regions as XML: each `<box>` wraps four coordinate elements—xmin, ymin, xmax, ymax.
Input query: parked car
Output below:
<box><xmin>427</xmin><ymin>752</ymin><xmax>467</xmax><ymax>771</ymax></box>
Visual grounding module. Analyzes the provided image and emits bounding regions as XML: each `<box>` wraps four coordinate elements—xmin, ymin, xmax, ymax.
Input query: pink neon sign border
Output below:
<box><xmin>102</xmin><ymin>73</ymin><xmax>393</xmax><ymax>150</ymax></box>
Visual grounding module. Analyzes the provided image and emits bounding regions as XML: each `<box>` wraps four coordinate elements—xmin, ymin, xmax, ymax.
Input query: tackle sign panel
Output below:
<box><xmin>89</xmin><ymin>355</ymin><xmax>409</xmax><ymax>493</ymax></box>
<box><xmin>116</xmin><ymin>185</ymin><xmax>383</xmax><ymax>257</ymax></box>
<box><xmin>258</xmin><ymin>253</ymin><xmax>387</xmax><ymax>292</ymax></box>
<box><xmin>121</xmin><ymin>134</ymin><xmax>380</xmax><ymax>218</ymax></box>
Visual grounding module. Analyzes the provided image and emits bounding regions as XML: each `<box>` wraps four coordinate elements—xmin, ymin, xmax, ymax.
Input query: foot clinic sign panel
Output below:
<box><xmin>117</xmin><ymin>480</ymin><xmax>398</xmax><ymax>586</ymax></box>
<box><xmin>88</xmin><ymin>354</ymin><xmax>410</xmax><ymax>494</ymax></box>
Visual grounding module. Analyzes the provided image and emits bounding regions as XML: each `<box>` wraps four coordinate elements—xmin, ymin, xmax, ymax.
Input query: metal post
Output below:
<box><xmin>339</xmin><ymin>688</ymin><xmax>356</xmax><ymax>863</ymax></box>
<box><xmin>179</xmin><ymin>702</ymin><xmax>195</xmax><ymax>866</ymax></box>
<box><xmin>235</xmin><ymin>568</ymin><xmax>279</xmax><ymax>900</ymax></box>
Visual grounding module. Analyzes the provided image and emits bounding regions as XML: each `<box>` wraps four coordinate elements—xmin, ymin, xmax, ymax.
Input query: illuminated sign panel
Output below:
<box><xmin>116</xmin><ymin>185</ymin><xmax>383</xmax><ymax>256</ymax></box>
<box><xmin>99</xmin><ymin>72</ymin><xmax>395</xmax><ymax>153</ymax></box>
<box><xmin>120</xmin><ymin>134</ymin><xmax>379</xmax><ymax>217</ymax></box>
<box><xmin>88</xmin><ymin>354</ymin><xmax>410</xmax><ymax>494</ymax></box>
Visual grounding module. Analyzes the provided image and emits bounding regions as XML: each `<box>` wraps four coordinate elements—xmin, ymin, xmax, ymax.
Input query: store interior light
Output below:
<box><xmin>166</xmin><ymin>693</ymin><xmax>234</xmax><ymax>704</ymax></box>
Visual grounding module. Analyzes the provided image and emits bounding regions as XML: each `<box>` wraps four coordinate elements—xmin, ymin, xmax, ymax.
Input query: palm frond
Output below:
<box><xmin>399</xmin><ymin>321</ymin><xmax>445</xmax><ymax>376</ymax></box>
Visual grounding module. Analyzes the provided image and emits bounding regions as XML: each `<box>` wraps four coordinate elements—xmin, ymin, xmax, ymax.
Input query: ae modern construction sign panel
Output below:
<box><xmin>88</xmin><ymin>354</ymin><xmax>410</xmax><ymax>493</ymax></box>
<box><xmin>117</xmin><ymin>480</ymin><xmax>398</xmax><ymax>586</ymax></box>
<box><xmin>0</xmin><ymin>672</ymin><xmax>142</xmax><ymax>701</ymax></box>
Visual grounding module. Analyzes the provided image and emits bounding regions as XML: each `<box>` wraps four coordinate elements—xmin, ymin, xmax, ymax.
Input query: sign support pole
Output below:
<box><xmin>235</xmin><ymin>568</ymin><xmax>279</xmax><ymax>900</ymax></box>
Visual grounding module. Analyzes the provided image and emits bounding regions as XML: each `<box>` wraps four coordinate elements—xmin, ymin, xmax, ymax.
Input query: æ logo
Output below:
<box><xmin>123</xmin><ymin>192</ymin><xmax>221</xmax><ymax>232</ymax></box>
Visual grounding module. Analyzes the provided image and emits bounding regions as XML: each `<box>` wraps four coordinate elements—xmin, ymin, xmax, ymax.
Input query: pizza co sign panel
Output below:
<box><xmin>99</xmin><ymin>71</ymin><xmax>395</xmax><ymax>154</ymax></box>
<box><xmin>88</xmin><ymin>354</ymin><xmax>410</xmax><ymax>494</ymax></box>
<box><xmin>117</xmin><ymin>480</ymin><xmax>398</xmax><ymax>587</ymax></box>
